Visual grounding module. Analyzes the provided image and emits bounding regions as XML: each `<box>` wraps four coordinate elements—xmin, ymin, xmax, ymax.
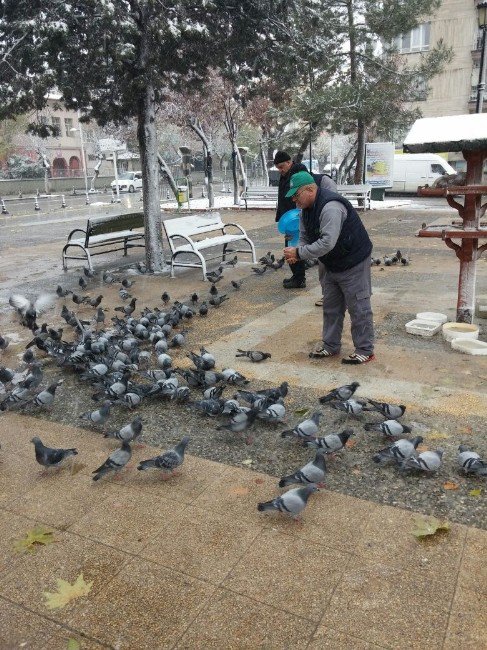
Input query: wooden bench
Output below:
<box><xmin>162</xmin><ymin>212</ymin><xmax>256</xmax><ymax>280</ymax></box>
<box><xmin>62</xmin><ymin>212</ymin><xmax>145</xmax><ymax>271</ymax></box>
<box><xmin>241</xmin><ymin>186</ymin><xmax>278</xmax><ymax>210</ymax></box>
<box><xmin>337</xmin><ymin>184</ymin><xmax>372</xmax><ymax>210</ymax></box>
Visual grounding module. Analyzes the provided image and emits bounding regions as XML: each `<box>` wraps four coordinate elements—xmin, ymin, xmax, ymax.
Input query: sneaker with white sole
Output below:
<box><xmin>341</xmin><ymin>353</ymin><xmax>375</xmax><ymax>365</ymax></box>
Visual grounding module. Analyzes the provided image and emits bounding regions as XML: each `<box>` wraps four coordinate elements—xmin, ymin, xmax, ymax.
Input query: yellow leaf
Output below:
<box><xmin>469</xmin><ymin>488</ymin><xmax>482</xmax><ymax>497</ymax></box>
<box><xmin>412</xmin><ymin>516</ymin><xmax>450</xmax><ymax>540</ymax></box>
<box><xmin>294</xmin><ymin>408</ymin><xmax>309</xmax><ymax>416</ymax></box>
<box><xmin>67</xmin><ymin>640</ymin><xmax>81</xmax><ymax>650</ymax></box>
<box><xmin>43</xmin><ymin>573</ymin><xmax>93</xmax><ymax>610</ymax></box>
<box><xmin>426</xmin><ymin>432</ymin><xmax>450</xmax><ymax>441</ymax></box>
<box><xmin>241</xmin><ymin>459</ymin><xmax>253</xmax><ymax>466</ymax></box>
<box><xmin>14</xmin><ymin>526</ymin><xmax>55</xmax><ymax>553</ymax></box>
<box><xmin>443</xmin><ymin>481</ymin><xmax>459</xmax><ymax>491</ymax></box>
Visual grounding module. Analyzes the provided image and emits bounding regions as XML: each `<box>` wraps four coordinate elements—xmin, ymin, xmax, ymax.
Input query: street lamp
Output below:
<box><xmin>70</xmin><ymin>118</ymin><xmax>90</xmax><ymax>204</ymax></box>
<box><xmin>476</xmin><ymin>1</ymin><xmax>487</xmax><ymax>113</ymax></box>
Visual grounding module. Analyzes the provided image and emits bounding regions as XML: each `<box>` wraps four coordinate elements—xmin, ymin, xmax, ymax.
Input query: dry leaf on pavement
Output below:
<box><xmin>14</xmin><ymin>526</ymin><xmax>55</xmax><ymax>553</ymax></box>
<box><xmin>469</xmin><ymin>488</ymin><xmax>482</xmax><ymax>497</ymax></box>
<box><xmin>43</xmin><ymin>573</ymin><xmax>93</xmax><ymax>610</ymax></box>
<box><xmin>412</xmin><ymin>516</ymin><xmax>450</xmax><ymax>540</ymax></box>
<box><xmin>443</xmin><ymin>481</ymin><xmax>459</xmax><ymax>490</ymax></box>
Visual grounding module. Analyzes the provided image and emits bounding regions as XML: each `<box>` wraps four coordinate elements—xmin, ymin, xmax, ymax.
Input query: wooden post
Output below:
<box><xmin>456</xmin><ymin>150</ymin><xmax>486</xmax><ymax>322</ymax></box>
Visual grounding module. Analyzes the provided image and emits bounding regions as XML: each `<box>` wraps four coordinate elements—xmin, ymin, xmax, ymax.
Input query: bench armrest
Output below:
<box><xmin>222</xmin><ymin>222</ymin><xmax>246</xmax><ymax>236</ymax></box>
<box><xmin>66</xmin><ymin>228</ymin><xmax>87</xmax><ymax>242</ymax></box>
<box><xmin>168</xmin><ymin>233</ymin><xmax>196</xmax><ymax>251</ymax></box>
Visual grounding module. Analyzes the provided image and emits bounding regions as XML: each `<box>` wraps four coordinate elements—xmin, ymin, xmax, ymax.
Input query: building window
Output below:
<box><xmin>396</xmin><ymin>23</ymin><xmax>430</xmax><ymax>53</ymax></box>
<box><xmin>474</xmin><ymin>29</ymin><xmax>484</xmax><ymax>51</ymax></box>
<box><xmin>65</xmin><ymin>118</ymin><xmax>74</xmax><ymax>136</ymax></box>
<box><xmin>471</xmin><ymin>62</ymin><xmax>481</xmax><ymax>101</ymax></box>
<box><xmin>39</xmin><ymin>115</ymin><xmax>48</xmax><ymax>125</ymax></box>
<box><xmin>51</xmin><ymin>116</ymin><xmax>61</xmax><ymax>136</ymax></box>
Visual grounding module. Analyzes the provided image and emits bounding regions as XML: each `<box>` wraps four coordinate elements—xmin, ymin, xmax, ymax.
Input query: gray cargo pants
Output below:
<box><xmin>319</xmin><ymin>257</ymin><xmax>374</xmax><ymax>356</ymax></box>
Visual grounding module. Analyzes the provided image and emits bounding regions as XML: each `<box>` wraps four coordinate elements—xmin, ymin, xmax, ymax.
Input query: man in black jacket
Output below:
<box><xmin>274</xmin><ymin>151</ymin><xmax>308</xmax><ymax>288</ymax></box>
<box><xmin>283</xmin><ymin>171</ymin><xmax>375</xmax><ymax>365</ymax></box>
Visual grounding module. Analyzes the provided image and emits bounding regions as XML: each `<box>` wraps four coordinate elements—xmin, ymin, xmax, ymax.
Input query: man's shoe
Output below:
<box><xmin>283</xmin><ymin>277</ymin><xmax>306</xmax><ymax>289</ymax></box>
<box><xmin>282</xmin><ymin>277</ymin><xmax>294</xmax><ymax>287</ymax></box>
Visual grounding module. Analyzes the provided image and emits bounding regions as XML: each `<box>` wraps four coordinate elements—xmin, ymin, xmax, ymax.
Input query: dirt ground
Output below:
<box><xmin>1</xmin><ymin>205</ymin><xmax>486</xmax><ymax>528</ymax></box>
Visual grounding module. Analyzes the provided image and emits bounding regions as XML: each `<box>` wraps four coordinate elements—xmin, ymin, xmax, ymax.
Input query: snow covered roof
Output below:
<box><xmin>403</xmin><ymin>114</ymin><xmax>487</xmax><ymax>153</ymax></box>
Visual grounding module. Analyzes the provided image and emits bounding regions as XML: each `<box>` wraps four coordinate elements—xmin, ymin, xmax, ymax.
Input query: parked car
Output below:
<box><xmin>111</xmin><ymin>171</ymin><xmax>143</xmax><ymax>193</ymax></box>
<box><xmin>386</xmin><ymin>154</ymin><xmax>456</xmax><ymax>194</ymax></box>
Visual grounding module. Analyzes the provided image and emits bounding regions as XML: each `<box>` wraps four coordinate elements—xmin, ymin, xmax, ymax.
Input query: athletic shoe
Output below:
<box><xmin>341</xmin><ymin>353</ymin><xmax>375</xmax><ymax>365</ymax></box>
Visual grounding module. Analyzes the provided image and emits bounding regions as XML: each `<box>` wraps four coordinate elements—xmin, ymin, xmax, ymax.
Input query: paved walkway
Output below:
<box><xmin>0</xmin><ymin>413</ymin><xmax>485</xmax><ymax>649</ymax></box>
<box><xmin>0</xmin><ymin>205</ymin><xmax>486</xmax><ymax>648</ymax></box>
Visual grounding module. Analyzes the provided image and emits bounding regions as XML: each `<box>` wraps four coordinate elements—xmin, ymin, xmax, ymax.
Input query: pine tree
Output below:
<box><xmin>0</xmin><ymin>0</ymin><xmax>285</xmax><ymax>270</ymax></box>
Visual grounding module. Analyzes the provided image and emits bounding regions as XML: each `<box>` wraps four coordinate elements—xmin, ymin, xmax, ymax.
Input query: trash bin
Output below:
<box><xmin>177</xmin><ymin>186</ymin><xmax>188</xmax><ymax>205</ymax></box>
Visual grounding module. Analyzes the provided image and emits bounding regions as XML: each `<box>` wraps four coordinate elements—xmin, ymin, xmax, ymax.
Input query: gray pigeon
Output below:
<box><xmin>304</xmin><ymin>429</ymin><xmax>354</xmax><ymax>453</ymax></box>
<box><xmin>330</xmin><ymin>398</ymin><xmax>365</xmax><ymax>416</ymax></box>
<box><xmin>399</xmin><ymin>448</ymin><xmax>443</xmax><ymax>473</ymax></box>
<box><xmin>31</xmin><ymin>436</ymin><xmax>78</xmax><ymax>468</ymax></box>
<box><xmin>319</xmin><ymin>382</ymin><xmax>360</xmax><ymax>404</ymax></box>
<box><xmin>80</xmin><ymin>400</ymin><xmax>112</xmax><ymax>425</ymax></box>
<box><xmin>281</xmin><ymin>411</ymin><xmax>321</xmax><ymax>439</ymax></box>
<box><xmin>193</xmin><ymin>398</ymin><xmax>225</xmax><ymax>417</ymax></box>
<box><xmin>23</xmin><ymin>380</ymin><xmax>63</xmax><ymax>409</ymax></box>
<box><xmin>92</xmin><ymin>441</ymin><xmax>132</xmax><ymax>481</ymax></box>
<box><xmin>458</xmin><ymin>445</ymin><xmax>487</xmax><ymax>476</ymax></box>
<box><xmin>257</xmin><ymin>485</ymin><xmax>319</xmax><ymax>519</ymax></box>
<box><xmin>137</xmin><ymin>436</ymin><xmax>190</xmax><ymax>474</ymax></box>
<box><xmin>373</xmin><ymin>436</ymin><xmax>423</xmax><ymax>465</ymax></box>
<box><xmin>279</xmin><ymin>453</ymin><xmax>326</xmax><ymax>487</ymax></box>
<box><xmin>217</xmin><ymin>409</ymin><xmax>259</xmax><ymax>433</ymax></box>
<box><xmin>235</xmin><ymin>349</ymin><xmax>271</xmax><ymax>362</ymax></box>
<box><xmin>258</xmin><ymin>402</ymin><xmax>286</xmax><ymax>422</ymax></box>
<box><xmin>104</xmin><ymin>416</ymin><xmax>142</xmax><ymax>443</ymax></box>
<box><xmin>364</xmin><ymin>420</ymin><xmax>412</xmax><ymax>437</ymax></box>
<box><xmin>364</xmin><ymin>399</ymin><xmax>406</xmax><ymax>419</ymax></box>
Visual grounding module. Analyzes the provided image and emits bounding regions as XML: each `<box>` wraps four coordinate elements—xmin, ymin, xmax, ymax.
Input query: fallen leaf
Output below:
<box><xmin>294</xmin><ymin>408</ymin><xmax>309</xmax><ymax>416</ymax></box>
<box><xmin>416</xmin><ymin>444</ymin><xmax>429</xmax><ymax>453</ymax></box>
<box><xmin>443</xmin><ymin>481</ymin><xmax>459</xmax><ymax>491</ymax></box>
<box><xmin>255</xmin><ymin>478</ymin><xmax>265</xmax><ymax>484</ymax></box>
<box><xmin>43</xmin><ymin>573</ymin><xmax>93</xmax><ymax>610</ymax></box>
<box><xmin>469</xmin><ymin>488</ymin><xmax>482</xmax><ymax>497</ymax></box>
<box><xmin>241</xmin><ymin>459</ymin><xmax>253</xmax><ymax>466</ymax></box>
<box><xmin>345</xmin><ymin>439</ymin><xmax>357</xmax><ymax>448</ymax></box>
<box><xmin>426</xmin><ymin>432</ymin><xmax>450</xmax><ymax>441</ymax></box>
<box><xmin>351</xmin><ymin>467</ymin><xmax>361</xmax><ymax>475</ymax></box>
<box><xmin>70</xmin><ymin>462</ymin><xmax>86</xmax><ymax>476</ymax></box>
<box><xmin>67</xmin><ymin>640</ymin><xmax>81</xmax><ymax>650</ymax></box>
<box><xmin>461</xmin><ymin>426</ymin><xmax>473</xmax><ymax>435</ymax></box>
<box><xmin>412</xmin><ymin>516</ymin><xmax>450</xmax><ymax>540</ymax></box>
<box><xmin>14</xmin><ymin>526</ymin><xmax>55</xmax><ymax>553</ymax></box>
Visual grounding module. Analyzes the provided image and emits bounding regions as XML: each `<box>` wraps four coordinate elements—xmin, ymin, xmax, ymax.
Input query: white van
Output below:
<box><xmin>387</xmin><ymin>154</ymin><xmax>456</xmax><ymax>193</ymax></box>
<box><xmin>111</xmin><ymin>171</ymin><xmax>143</xmax><ymax>193</ymax></box>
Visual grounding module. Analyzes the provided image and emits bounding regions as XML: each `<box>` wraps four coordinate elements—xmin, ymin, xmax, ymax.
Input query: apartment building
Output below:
<box><xmin>397</xmin><ymin>0</ymin><xmax>483</xmax><ymax>167</ymax></box>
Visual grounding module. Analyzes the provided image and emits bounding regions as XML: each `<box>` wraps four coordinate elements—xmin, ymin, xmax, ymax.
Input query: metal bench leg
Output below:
<box><xmin>246</xmin><ymin>237</ymin><xmax>257</xmax><ymax>263</ymax></box>
<box><xmin>170</xmin><ymin>255</ymin><xmax>176</xmax><ymax>279</ymax></box>
<box><xmin>222</xmin><ymin>243</ymin><xmax>228</xmax><ymax>262</ymax></box>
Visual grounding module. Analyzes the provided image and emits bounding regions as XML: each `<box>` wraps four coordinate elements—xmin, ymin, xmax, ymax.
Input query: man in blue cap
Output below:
<box><xmin>283</xmin><ymin>171</ymin><xmax>375</xmax><ymax>365</ymax></box>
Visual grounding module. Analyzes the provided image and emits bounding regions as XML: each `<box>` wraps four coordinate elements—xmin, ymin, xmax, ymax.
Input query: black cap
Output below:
<box><xmin>273</xmin><ymin>150</ymin><xmax>291</xmax><ymax>165</ymax></box>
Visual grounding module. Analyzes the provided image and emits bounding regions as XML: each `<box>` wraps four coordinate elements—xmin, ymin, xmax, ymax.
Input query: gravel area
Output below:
<box><xmin>1</xmin><ymin>206</ymin><xmax>486</xmax><ymax>530</ymax></box>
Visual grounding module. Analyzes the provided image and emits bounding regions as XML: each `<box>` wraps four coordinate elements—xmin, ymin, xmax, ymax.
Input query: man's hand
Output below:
<box><xmin>284</xmin><ymin>247</ymin><xmax>298</xmax><ymax>264</ymax></box>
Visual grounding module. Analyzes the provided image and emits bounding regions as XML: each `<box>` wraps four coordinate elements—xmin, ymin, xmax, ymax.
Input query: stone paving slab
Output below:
<box><xmin>0</xmin><ymin>413</ymin><xmax>485</xmax><ymax>649</ymax></box>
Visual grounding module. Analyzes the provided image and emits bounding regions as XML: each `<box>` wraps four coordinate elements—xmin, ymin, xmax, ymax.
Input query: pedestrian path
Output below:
<box><xmin>0</xmin><ymin>413</ymin><xmax>484</xmax><ymax>649</ymax></box>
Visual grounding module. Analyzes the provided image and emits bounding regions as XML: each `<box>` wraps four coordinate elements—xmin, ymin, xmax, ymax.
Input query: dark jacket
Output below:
<box><xmin>302</xmin><ymin>188</ymin><xmax>373</xmax><ymax>272</ymax></box>
<box><xmin>276</xmin><ymin>162</ymin><xmax>308</xmax><ymax>222</ymax></box>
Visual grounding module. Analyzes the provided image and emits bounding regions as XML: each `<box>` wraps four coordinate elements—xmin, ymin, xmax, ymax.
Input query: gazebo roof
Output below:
<box><xmin>403</xmin><ymin>114</ymin><xmax>487</xmax><ymax>153</ymax></box>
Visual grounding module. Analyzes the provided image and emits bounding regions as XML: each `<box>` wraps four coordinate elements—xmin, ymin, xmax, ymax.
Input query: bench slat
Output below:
<box><xmin>88</xmin><ymin>212</ymin><xmax>144</xmax><ymax>236</ymax></box>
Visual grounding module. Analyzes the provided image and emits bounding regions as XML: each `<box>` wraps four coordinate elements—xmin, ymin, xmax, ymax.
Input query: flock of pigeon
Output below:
<box><xmin>0</xmin><ymin>256</ymin><xmax>485</xmax><ymax>522</ymax></box>
<box><xmin>371</xmin><ymin>249</ymin><xmax>411</xmax><ymax>267</ymax></box>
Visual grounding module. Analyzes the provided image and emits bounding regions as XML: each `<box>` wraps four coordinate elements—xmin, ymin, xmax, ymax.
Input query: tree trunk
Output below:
<box><xmin>231</xmin><ymin>148</ymin><xmax>239</xmax><ymax>205</ymax></box>
<box><xmin>206</xmin><ymin>145</ymin><xmax>214</xmax><ymax>208</ymax></box>
<box><xmin>354</xmin><ymin>120</ymin><xmax>366</xmax><ymax>184</ymax></box>
<box><xmin>157</xmin><ymin>154</ymin><xmax>178</xmax><ymax>197</ymax></box>
<box><xmin>187</xmin><ymin>118</ymin><xmax>214</xmax><ymax>208</ymax></box>
<box><xmin>137</xmin><ymin>83</ymin><xmax>165</xmax><ymax>272</ymax></box>
<box><xmin>259</xmin><ymin>136</ymin><xmax>269</xmax><ymax>186</ymax></box>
